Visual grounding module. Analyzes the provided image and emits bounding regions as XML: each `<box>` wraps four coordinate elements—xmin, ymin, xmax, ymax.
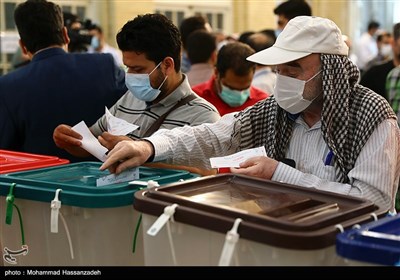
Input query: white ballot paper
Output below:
<box><xmin>72</xmin><ymin>121</ymin><xmax>108</xmax><ymax>162</ymax></box>
<box><xmin>71</xmin><ymin>108</ymin><xmax>139</xmax><ymax>162</ymax></box>
<box><xmin>96</xmin><ymin>168</ymin><xmax>139</xmax><ymax>187</ymax></box>
<box><xmin>209</xmin><ymin>146</ymin><xmax>267</xmax><ymax>168</ymax></box>
<box><xmin>72</xmin><ymin>121</ymin><xmax>140</xmax><ymax>186</ymax></box>
<box><xmin>105</xmin><ymin>107</ymin><xmax>139</xmax><ymax>135</ymax></box>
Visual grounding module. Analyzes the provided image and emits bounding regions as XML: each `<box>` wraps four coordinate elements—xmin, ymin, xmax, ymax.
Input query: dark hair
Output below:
<box><xmin>259</xmin><ymin>29</ymin><xmax>277</xmax><ymax>42</ymax></box>
<box><xmin>394</xmin><ymin>23</ymin><xmax>400</xmax><ymax>41</ymax></box>
<box><xmin>63</xmin><ymin>11</ymin><xmax>79</xmax><ymax>28</ymax></box>
<box><xmin>376</xmin><ymin>32</ymin><xmax>391</xmax><ymax>43</ymax></box>
<box><xmin>63</xmin><ymin>12</ymin><xmax>94</xmax><ymax>53</ymax></box>
<box><xmin>367</xmin><ymin>21</ymin><xmax>380</xmax><ymax>31</ymax></box>
<box><xmin>186</xmin><ymin>30</ymin><xmax>216</xmax><ymax>64</ymax></box>
<box><xmin>90</xmin><ymin>24</ymin><xmax>103</xmax><ymax>35</ymax></box>
<box><xmin>179</xmin><ymin>16</ymin><xmax>208</xmax><ymax>50</ymax></box>
<box><xmin>116</xmin><ymin>13</ymin><xmax>181</xmax><ymax>72</ymax></box>
<box><xmin>273</xmin><ymin>0</ymin><xmax>312</xmax><ymax>19</ymax></box>
<box><xmin>14</xmin><ymin>0</ymin><xmax>65</xmax><ymax>53</ymax></box>
<box><xmin>238</xmin><ymin>31</ymin><xmax>255</xmax><ymax>45</ymax></box>
<box><xmin>216</xmin><ymin>42</ymin><xmax>255</xmax><ymax>77</ymax></box>
<box><xmin>246</xmin><ymin>32</ymin><xmax>276</xmax><ymax>52</ymax></box>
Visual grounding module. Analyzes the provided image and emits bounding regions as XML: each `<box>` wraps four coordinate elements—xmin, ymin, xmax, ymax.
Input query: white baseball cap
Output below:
<box><xmin>247</xmin><ymin>16</ymin><xmax>349</xmax><ymax>65</ymax></box>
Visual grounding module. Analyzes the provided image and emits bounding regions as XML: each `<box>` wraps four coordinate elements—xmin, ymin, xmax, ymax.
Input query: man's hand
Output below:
<box><xmin>53</xmin><ymin>124</ymin><xmax>91</xmax><ymax>157</ymax></box>
<box><xmin>98</xmin><ymin>132</ymin><xmax>131</xmax><ymax>151</ymax></box>
<box><xmin>229</xmin><ymin>156</ymin><xmax>278</xmax><ymax>180</ymax></box>
<box><xmin>99</xmin><ymin>140</ymin><xmax>154</xmax><ymax>174</ymax></box>
<box><xmin>53</xmin><ymin>124</ymin><xmax>82</xmax><ymax>148</ymax></box>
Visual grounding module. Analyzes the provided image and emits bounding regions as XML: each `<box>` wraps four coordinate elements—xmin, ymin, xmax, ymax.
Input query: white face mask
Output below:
<box><xmin>380</xmin><ymin>44</ymin><xmax>392</xmax><ymax>57</ymax></box>
<box><xmin>274</xmin><ymin>70</ymin><xmax>322</xmax><ymax>114</ymax></box>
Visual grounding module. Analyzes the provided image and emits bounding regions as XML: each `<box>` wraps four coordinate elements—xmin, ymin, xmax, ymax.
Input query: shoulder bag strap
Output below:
<box><xmin>142</xmin><ymin>94</ymin><xmax>197</xmax><ymax>137</ymax></box>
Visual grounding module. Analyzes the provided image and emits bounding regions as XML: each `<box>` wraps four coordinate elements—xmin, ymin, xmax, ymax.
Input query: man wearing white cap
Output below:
<box><xmin>100</xmin><ymin>16</ymin><xmax>400</xmax><ymax>213</ymax></box>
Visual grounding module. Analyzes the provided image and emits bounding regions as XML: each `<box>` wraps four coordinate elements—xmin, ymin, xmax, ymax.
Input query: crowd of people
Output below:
<box><xmin>1</xmin><ymin>0</ymin><xmax>399</xmax><ymax>213</ymax></box>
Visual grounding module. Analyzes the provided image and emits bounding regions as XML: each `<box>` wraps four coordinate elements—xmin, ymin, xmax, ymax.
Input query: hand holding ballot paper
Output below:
<box><xmin>209</xmin><ymin>147</ymin><xmax>267</xmax><ymax>168</ymax></box>
<box><xmin>71</xmin><ymin>121</ymin><xmax>108</xmax><ymax>162</ymax></box>
<box><xmin>68</xmin><ymin>108</ymin><xmax>140</xmax><ymax>186</ymax></box>
<box><xmin>210</xmin><ymin>146</ymin><xmax>279</xmax><ymax>179</ymax></box>
<box><xmin>71</xmin><ymin>107</ymin><xmax>138</xmax><ymax>162</ymax></box>
<box><xmin>53</xmin><ymin>107</ymin><xmax>140</xmax><ymax>185</ymax></box>
<box><xmin>53</xmin><ymin>107</ymin><xmax>139</xmax><ymax>161</ymax></box>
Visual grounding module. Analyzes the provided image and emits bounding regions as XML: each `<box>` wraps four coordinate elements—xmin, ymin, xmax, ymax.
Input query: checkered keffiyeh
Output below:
<box><xmin>386</xmin><ymin>66</ymin><xmax>400</xmax><ymax>123</ymax></box>
<box><xmin>232</xmin><ymin>54</ymin><xmax>397</xmax><ymax>183</ymax></box>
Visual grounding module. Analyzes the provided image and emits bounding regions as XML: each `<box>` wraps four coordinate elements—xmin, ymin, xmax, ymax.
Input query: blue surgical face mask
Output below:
<box><xmin>125</xmin><ymin>62</ymin><xmax>167</xmax><ymax>102</ymax></box>
<box><xmin>91</xmin><ymin>36</ymin><xmax>100</xmax><ymax>49</ymax></box>
<box><xmin>219</xmin><ymin>84</ymin><xmax>250</xmax><ymax>107</ymax></box>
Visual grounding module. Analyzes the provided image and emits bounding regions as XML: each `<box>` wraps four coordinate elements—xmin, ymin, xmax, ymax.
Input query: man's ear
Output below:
<box><xmin>162</xmin><ymin>57</ymin><xmax>176</xmax><ymax>74</ymax></box>
<box><xmin>19</xmin><ymin>39</ymin><xmax>29</xmax><ymax>55</ymax></box>
<box><xmin>210</xmin><ymin>50</ymin><xmax>217</xmax><ymax>65</ymax></box>
<box><xmin>18</xmin><ymin>39</ymin><xmax>34</xmax><ymax>59</ymax></box>
<box><xmin>213</xmin><ymin>66</ymin><xmax>219</xmax><ymax>77</ymax></box>
<box><xmin>62</xmin><ymin>26</ymin><xmax>71</xmax><ymax>45</ymax></box>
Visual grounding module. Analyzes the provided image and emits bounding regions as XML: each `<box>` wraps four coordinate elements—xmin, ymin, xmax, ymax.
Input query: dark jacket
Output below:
<box><xmin>360</xmin><ymin>60</ymin><xmax>395</xmax><ymax>100</ymax></box>
<box><xmin>0</xmin><ymin>47</ymin><xmax>127</xmax><ymax>162</ymax></box>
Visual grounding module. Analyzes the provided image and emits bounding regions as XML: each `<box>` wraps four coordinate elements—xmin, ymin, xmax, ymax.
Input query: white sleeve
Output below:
<box><xmin>147</xmin><ymin>112</ymin><xmax>240</xmax><ymax>169</ymax></box>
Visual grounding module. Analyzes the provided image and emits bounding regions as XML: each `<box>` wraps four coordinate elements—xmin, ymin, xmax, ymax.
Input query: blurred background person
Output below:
<box><xmin>363</xmin><ymin>31</ymin><xmax>392</xmax><ymax>72</ymax></box>
<box><xmin>354</xmin><ymin>20</ymin><xmax>380</xmax><ymax>74</ymax></box>
<box><xmin>192</xmin><ymin>42</ymin><xmax>269</xmax><ymax>116</ymax></box>
<box><xmin>246</xmin><ymin>31</ymin><xmax>277</xmax><ymax>94</ymax></box>
<box><xmin>386</xmin><ymin>65</ymin><xmax>400</xmax><ymax>122</ymax></box>
<box><xmin>360</xmin><ymin>23</ymin><xmax>400</xmax><ymax>100</ymax></box>
<box><xmin>179</xmin><ymin>15</ymin><xmax>212</xmax><ymax>73</ymax></box>
<box><xmin>213</xmin><ymin>29</ymin><xmax>228</xmax><ymax>51</ymax></box>
<box><xmin>237</xmin><ymin>31</ymin><xmax>255</xmax><ymax>44</ymax></box>
<box><xmin>273</xmin><ymin>0</ymin><xmax>312</xmax><ymax>36</ymax></box>
<box><xmin>63</xmin><ymin>11</ymin><xmax>94</xmax><ymax>53</ymax></box>
<box><xmin>215</xmin><ymin>31</ymin><xmax>238</xmax><ymax>51</ymax></box>
<box><xmin>259</xmin><ymin>29</ymin><xmax>277</xmax><ymax>42</ymax></box>
<box><xmin>88</xmin><ymin>24</ymin><xmax>124</xmax><ymax>68</ymax></box>
<box><xmin>186</xmin><ymin>30</ymin><xmax>217</xmax><ymax>87</ymax></box>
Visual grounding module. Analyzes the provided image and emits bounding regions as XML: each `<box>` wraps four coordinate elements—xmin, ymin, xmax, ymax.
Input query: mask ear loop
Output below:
<box><xmin>303</xmin><ymin>69</ymin><xmax>323</xmax><ymax>104</ymax></box>
<box><xmin>306</xmin><ymin>69</ymin><xmax>322</xmax><ymax>83</ymax></box>
<box><xmin>149</xmin><ymin>60</ymin><xmax>168</xmax><ymax>91</ymax></box>
<box><xmin>157</xmin><ymin>75</ymin><xmax>168</xmax><ymax>90</ymax></box>
<box><xmin>148</xmin><ymin>61</ymin><xmax>163</xmax><ymax>76</ymax></box>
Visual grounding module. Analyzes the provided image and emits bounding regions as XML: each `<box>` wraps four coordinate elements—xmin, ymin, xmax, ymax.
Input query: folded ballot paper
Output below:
<box><xmin>71</xmin><ymin>107</ymin><xmax>139</xmax><ymax>186</ymax></box>
<box><xmin>72</xmin><ymin>120</ymin><xmax>108</xmax><ymax>162</ymax></box>
<box><xmin>209</xmin><ymin>146</ymin><xmax>267</xmax><ymax>168</ymax></box>
<box><xmin>96</xmin><ymin>168</ymin><xmax>139</xmax><ymax>187</ymax></box>
<box><xmin>105</xmin><ymin>107</ymin><xmax>139</xmax><ymax>135</ymax></box>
